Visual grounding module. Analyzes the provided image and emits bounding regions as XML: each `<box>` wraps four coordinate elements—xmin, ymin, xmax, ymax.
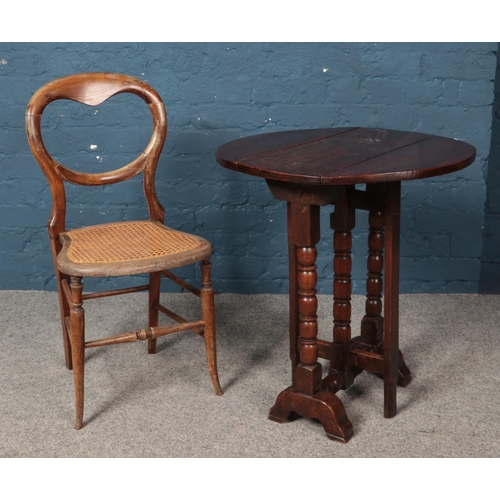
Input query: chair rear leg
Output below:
<box><xmin>200</xmin><ymin>260</ymin><xmax>223</xmax><ymax>396</ymax></box>
<box><xmin>56</xmin><ymin>269</ymin><xmax>73</xmax><ymax>370</ymax></box>
<box><xmin>148</xmin><ymin>272</ymin><xmax>161</xmax><ymax>354</ymax></box>
<box><xmin>69</xmin><ymin>276</ymin><xmax>85</xmax><ymax>430</ymax></box>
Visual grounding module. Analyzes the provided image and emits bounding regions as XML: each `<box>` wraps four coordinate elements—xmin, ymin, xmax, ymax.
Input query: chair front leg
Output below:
<box><xmin>148</xmin><ymin>272</ymin><xmax>162</xmax><ymax>354</ymax></box>
<box><xmin>69</xmin><ymin>276</ymin><xmax>85</xmax><ymax>430</ymax></box>
<box><xmin>56</xmin><ymin>269</ymin><xmax>73</xmax><ymax>370</ymax></box>
<box><xmin>200</xmin><ymin>260</ymin><xmax>223</xmax><ymax>396</ymax></box>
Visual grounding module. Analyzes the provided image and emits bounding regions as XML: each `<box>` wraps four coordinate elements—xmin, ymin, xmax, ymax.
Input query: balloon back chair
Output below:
<box><xmin>26</xmin><ymin>72</ymin><xmax>223</xmax><ymax>429</ymax></box>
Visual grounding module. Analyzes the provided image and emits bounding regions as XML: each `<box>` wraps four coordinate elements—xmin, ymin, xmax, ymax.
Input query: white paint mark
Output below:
<box><xmin>0</xmin><ymin>59</ymin><xmax>7</xmax><ymax>65</ymax></box>
<box><xmin>96</xmin><ymin>155</ymin><xmax>102</xmax><ymax>162</ymax></box>
<box><xmin>269</xmin><ymin>220</ymin><xmax>273</xmax><ymax>222</ymax></box>
<box><xmin>93</xmin><ymin>110</ymin><xmax>99</xmax><ymax>115</ymax></box>
<box><xmin>141</xmin><ymin>72</ymin><xmax>145</xmax><ymax>75</ymax></box>
<box><xmin>198</xmin><ymin>117</ymin><xmax>201</xmax><ymax>120</ymax></box>
<box><xmin>323</xmin><ymin>68</ymin><xmax>328</xmax><ymax>73</ymax></box>
<box><xmin>90</xmin><ymin>144</ymin><xmax>97</xmax><ymax>150</ymax></box>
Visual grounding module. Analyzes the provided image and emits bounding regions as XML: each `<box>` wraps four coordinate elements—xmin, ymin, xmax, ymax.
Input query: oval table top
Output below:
<box><xmin>216</xmin><ymin>128</ymin><xmax>476</xmax><ymax>185</ymax></box>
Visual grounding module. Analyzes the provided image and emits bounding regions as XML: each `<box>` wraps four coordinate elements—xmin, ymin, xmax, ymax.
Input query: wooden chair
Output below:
<box><xmin>26</xmin><ymin>72</ymin><xmax>223</xmax><ymax>430</ymax></box>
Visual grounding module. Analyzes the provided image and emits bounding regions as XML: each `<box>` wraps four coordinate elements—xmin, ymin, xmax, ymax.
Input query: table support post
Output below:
<box><xmin>383</xmin><ymin>182</ymin><xmax>401</xmax><ymax>418</ymax></box>
<box><xmin>328</xmin><ymin>186</ymin><xmax>358</xmax><ymax>389</ymax></box>
<box><xmin>269</xmin><ymin>202</ymin><xmax>353</xmax><ymax>442</ymax></box>
<box><xmin>361</xmin><ymin>185</ymin><xmax>385</xmax><ymax>346</ymax></box>
<box><xmin>287</xmin><ymin>202</ymin><xmax>300</xmax><ymax>386</ymax></box>
<box><xmin>352</xmin><ymin>184</ymin><xmax>411</xmax><ymax>391</ymax></box>
<box><xmin>295</xmin><ymin>243</ymin><xmax>322</xmax><ymax>396</ymax></box>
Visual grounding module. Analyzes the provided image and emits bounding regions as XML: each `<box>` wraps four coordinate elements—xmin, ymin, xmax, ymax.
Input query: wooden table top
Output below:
<box><xmin>216</xmin><ymin>128</ymin><xmax>476</xmax><ymax>185</ymax></box>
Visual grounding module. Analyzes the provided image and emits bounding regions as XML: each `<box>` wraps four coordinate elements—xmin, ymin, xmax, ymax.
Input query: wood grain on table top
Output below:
<box><xmin>216</xmin><ymin>128</ymin><xmax>476</xmax><ymax>185</ymax></box>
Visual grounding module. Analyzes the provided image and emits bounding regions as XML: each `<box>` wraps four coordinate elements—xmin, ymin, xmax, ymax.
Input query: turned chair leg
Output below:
<box><xmin>69</xmin><ymin>276</ymin><xmax>85</xmax><ymax>430</ymax></box>
<box><xmin>148</xmin><ymin>272</ymin><xmax>161</xmax><ymax>354</ymax></box>
<box><xmin>56</xmin><ymin>269</ymin><xmax>73</xmax><ymax>370</ymax></box>
<box><xmin>200</xmin><ymin>260</ymin><xmax>223</xmax><ymax>396</ymax></box>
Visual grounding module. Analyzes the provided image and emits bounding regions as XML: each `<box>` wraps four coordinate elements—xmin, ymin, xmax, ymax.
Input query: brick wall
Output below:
<box><xmin>0</xmin><ymin>42</ymin><xmax>497</xmax><ymax>293</ymax></box>
<box><xmin>480</xmin><ymin>50</ymin><xmax>500</xmax><ymax>292</ymax></box>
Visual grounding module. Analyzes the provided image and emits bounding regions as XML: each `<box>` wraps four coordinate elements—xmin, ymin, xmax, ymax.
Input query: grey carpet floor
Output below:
<box><xmin>1</xmin><ymin>291</ymin><xmax>499</xmax><ymax>458</ymax></box>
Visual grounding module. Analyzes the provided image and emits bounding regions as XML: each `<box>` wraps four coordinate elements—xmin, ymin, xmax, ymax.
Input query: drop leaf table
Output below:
<box><xmin>216</xmin><ymin>128</ymin><xmax>476</xmax><ymax>442</ymax></box>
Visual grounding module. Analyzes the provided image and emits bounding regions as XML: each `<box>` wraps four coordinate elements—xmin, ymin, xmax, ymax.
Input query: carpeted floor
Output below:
<box><xmin>1</xmin><ymin>291</ymin><xmax>499</xmax><ymax>457</ymax></box>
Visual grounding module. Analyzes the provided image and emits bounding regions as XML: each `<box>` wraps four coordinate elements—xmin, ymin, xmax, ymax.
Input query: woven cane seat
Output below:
<box><xmin>57</xmin><ymin>220</ymin><xmax>213</xmax><ymax>277</ymax></box>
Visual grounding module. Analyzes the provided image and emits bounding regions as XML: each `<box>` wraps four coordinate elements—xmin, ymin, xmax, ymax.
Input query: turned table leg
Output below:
<box><xmin>361</xmin><ymin>186</ymin><xmax>385</xmax><ymax>347</ymax></box>
<box><xmin>359</xmin><ymin>184</ymin><xmax>412</xmax><ymax>391</ymax></box>
<box><xmin>327</xmin><ymin>186</ymin><xmax>359</xmax><ymax>389</ymax></box>
<box><xmin>269</xmin><ymin>202</ymin><xmax>353</xmax><ymax>442</ymax></box>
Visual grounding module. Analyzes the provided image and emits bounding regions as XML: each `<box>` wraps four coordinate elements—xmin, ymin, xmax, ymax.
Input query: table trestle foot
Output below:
<box><xmin>268</xmin><ymin>387</ymin><xmax>353</xmax><ymax>443</ymax></box>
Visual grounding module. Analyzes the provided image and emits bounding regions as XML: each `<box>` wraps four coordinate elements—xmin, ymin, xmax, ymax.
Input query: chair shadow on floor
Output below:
<box><xmin>211</xmin><ymin>294</ymin><xmax>290</xmax><ymax>393</ymax></box>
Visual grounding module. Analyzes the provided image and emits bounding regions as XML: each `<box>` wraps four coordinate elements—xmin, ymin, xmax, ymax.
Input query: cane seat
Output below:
<box><xmin>57</xmin><ymin>220</ymin><xmax>212</xmax><ymax>277</ymax></box>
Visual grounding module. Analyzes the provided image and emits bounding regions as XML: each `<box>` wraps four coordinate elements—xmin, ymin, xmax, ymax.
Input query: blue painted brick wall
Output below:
<box><xmin>0</xmin><ymin>42</ymin><xmax>497</xmax><ymax>294</ymax></box>
<box><xmin>480</xmin><ymin>49</ymin><xmax>500</xmax><ymax>292</ymax></box>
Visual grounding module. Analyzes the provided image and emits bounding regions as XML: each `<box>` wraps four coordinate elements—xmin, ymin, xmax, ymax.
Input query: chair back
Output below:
<box><xmin>26</xmin><ymin>72</ymin><xmax>167</xmax><ymax>242</ymax></box>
